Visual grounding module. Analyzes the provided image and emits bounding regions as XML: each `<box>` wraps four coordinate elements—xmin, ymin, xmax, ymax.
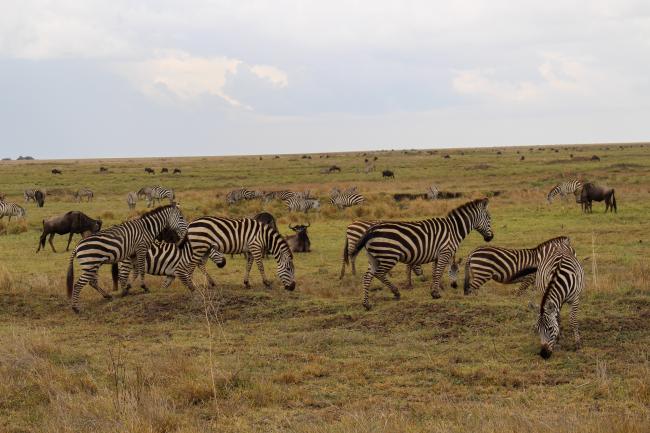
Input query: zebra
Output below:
<box><xmin>284</xmin><ymin>196</ymin><xmax>321</xmax><ymax>212</ymax></box>
<box><xmin>339</xmin><ymin>220</ymin><xmax>460</xmax><ymax>289</ymax></box>
<box><xmin>330</xmin><ymin>187</ymin><xmax>364</xmax><ymax>209</ymax></box>
<box><xmin>225</xmin><ymin>188</ymin><xmax>262</xmax><ymax>205</ymax></box>
<box><xmin>174</xmin><ymin>217</ymin><xmax>296</xmax><ymax>292</ymax></box>
<box><xmin>127</xmin><ymin>192</ymin><xmax>137</xmax><ymax>210</ymax></box>
<box><xmin>0</xmin><ymin>201</ymin><xmax>26</xmax><ymax>221</ymax></box>
<box><xmin>426</xmin><ymin>185</ymin><xmax>440</xmax><ymax>200</ymax></box>
<box><xmin>463</xmin><ymin>236</ymin><xmax>573</xmax><ymax>296</ymax></box>
<box><xmin>66</xmin><ymin>204</ymin><xmax>188</xmax><ymax>313</ymax></box>
<box><xmin>547</xmin><ymin>180</ymin><xmax>583</xmax><ymax>204</ymax></box>
<box><xmin>137</xmin><ymin>186</ymin><xmax>153</xmax><ymax>200</ymax></box>
<box><xmin>112</xmin><ymin>241</ymin><xmax>226</xmax><ymax>295</ymax></box>
<box><xmin>74</xmin><ymin>188</ymin><xmax>94</xmax><ymax>202</ymax></box>
<box><xmin>148</xmin><ymin>186</ymin><xmax>175</xmax><ymax>206</ymax></box>
<box><xmin>535</xmin><ymin>239</ymin><xmax>584</xmax><ymax>359</ymax></box>
<box><xmin>352</xmin><ymin>198</ymin><xmax>493</xmax><ymax>309</ymax></box>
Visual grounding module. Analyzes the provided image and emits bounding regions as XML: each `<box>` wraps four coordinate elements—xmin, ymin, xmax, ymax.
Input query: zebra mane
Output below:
<box><xmin>447</xmin><ymin>198</ymin><xmax>488</xmax><ymax>217</ymax></box>
<box><xmin>535</xmin><ymin>236</ymin><xmax>570</xmax><ymax>249</ymax></box>
<box><xmin>538</xmin><ymin>252</ymin><xmax>565</xmax><ymax>314</ymax></box>
<box><xmin>138</xmin><ymin>203</ymin><xmax>177</xmax><ymax>219</ymax></box>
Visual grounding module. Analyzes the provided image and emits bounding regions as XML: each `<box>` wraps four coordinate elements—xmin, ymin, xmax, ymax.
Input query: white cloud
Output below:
<box><xmin>452</xmin><ymin>69</ymin><xmax>540</xmax><ymax>102</ymax></box>
<box><xmin>250</xmin><ymin>65</ymin><xmax>289</xmax><ymax>87</ymax></box>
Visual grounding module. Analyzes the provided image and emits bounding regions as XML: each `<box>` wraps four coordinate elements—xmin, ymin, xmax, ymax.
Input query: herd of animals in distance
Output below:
<box><xmin>0</xmin><ymin>149</ymin><xmax>621</xmax><ymax>360</ymax></box>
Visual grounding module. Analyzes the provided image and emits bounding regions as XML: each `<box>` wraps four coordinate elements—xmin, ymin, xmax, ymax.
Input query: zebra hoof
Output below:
<box><xmin>243</xmin><ymin>281</ymin><xmax>251</xmax><ymax>289</ymax></box>
<box><xmin>141</xmin><ymin>285</ymin><xmax>150</xmax><ymax>293</ymax></box>
<box><xmin>393</xmin><ymin>293</ymin><xmax>401</xmax><ymax>300</ymax></box>
<box><xmin>451</xmin><ymin>282</ymin><xmax>458</xmax><ymax>289</ymax></box>
<box><xmin>104</xmin><ymin>294</ymin><xmax>113</xmax><ymax>300</ymax></box>
<box><xmin>430</xmin><ymin>291</ymin><xmax>441</xmax><ymax>299</ymax></box>
<box><xmin>363</xmin><ymin>302</ymin><xmax>372</xmax><ymax>311</ymax></box>
<box><xmin>72</xmin><ymin>306</ymin><xmax>80</xmax><ymax>314</ymax></box>
<box><xmin>120</xmin><ymin>290</ymin><xmax>130</xmax><ymax>297</ymax></box>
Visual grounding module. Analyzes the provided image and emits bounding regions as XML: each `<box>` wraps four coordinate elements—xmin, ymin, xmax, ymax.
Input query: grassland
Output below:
<box><xmin>0</xmin><ymin>143</ymin><xmax>649</xmax><ymax>433</ymax></box>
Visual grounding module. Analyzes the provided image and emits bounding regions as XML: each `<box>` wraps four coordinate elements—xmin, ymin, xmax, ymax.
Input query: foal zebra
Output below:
<box><xmin>126</xmin><ymin>192</ymin><xmax>137</xmax><ymax>209</ymax></box>
<box><xmin>74</xmin><ymin>188</ymin><xmax>94</xmax><ymax>202</ymax></box>
<box><xmin>352</xmin><ymin>198</ymin><xmax>493</xmax><ymax>309</ymax></box>
<box><xmin>113</xmin><ymin>240</ymin><xmax>226</xmax><ymax>295</ymax></box>
<box><xmin>175</xmin><ymin>217</ymin><xmax>296</xmax><ymax>292</ymax></box>
<box><xmin>463</xmin><ymin>236</ymin><xmax>573</xmax><ymax>296</ymax></box>
<box><xmin>284</xmin><ymin>196</ymin><xmax>320</xmax><ymax>212</ymax></box>
<box><xmin>66</xmin><ymin>204</ymin><xmax>188</xmax><ymax>313</ymax></box>
<box><xmin>148</xmin><ymin>186</ymin><xmax>175</xmax><ymax>206</ymax></box>
<box><xmin>0</xmin><ymin>201</ymin><xmax>26</xmax><ymax>221</ymax></box>
<box><xmin>330</xmin><ymin>187</ymin><xmax>364</xmax><ymax>209</ymax></box>
<box><xmin>226</xmin><ymin>188</ymin><xmax>262</xmax><ymax>205</ymax></box>
<box><xmin>547</xmin><ymin>180</ymin><xmax>583</xmax><ymax>203</ymax></box>
<box><xmin>535</xmin><ymin>240</ymin><xmax>584</xmax><ymax>359</ymax></box>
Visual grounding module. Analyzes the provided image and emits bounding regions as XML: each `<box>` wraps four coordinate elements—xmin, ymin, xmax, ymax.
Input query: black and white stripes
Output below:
<box><xmin>547</xmin><ymin>180</ymin><xmax>583</xmax><ymax>203</ymax></box>
<box><xmin>175</xmin><ymin>217</ymin><xmax>296</xmax><ymax>292</ymax></box>
<box><xmin>226</xmin><ymin>188</ymin><xmax>262</xmax><ymax>205</ymax></box>
<box><xmin>66</xmin><ymin>204</ymin><xmax>188</xmax><ymax>312</ymax></box>
<box><xmin>330</xmin><ymin>187</ymin><xmax>364</xmax><ymax>209</ymax></box>
<box><xmin>353</xmin><ymin>198</ymin><xmax>493</xmax><ymax>309</ymax></box>
<box><xmin>0</xmin><ymin>200</ymin><xmax>26</xmax><ymax>221</ymax></box>
<box><xmin>535</xmin><ymin>239</ymin><xmax>584</xmax><ymax>358</ymax></box>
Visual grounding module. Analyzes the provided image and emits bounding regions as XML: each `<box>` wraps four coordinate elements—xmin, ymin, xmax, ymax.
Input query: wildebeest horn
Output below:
<box><xmin>304</xmin><ymin>222</ymin><xmax>310</xmax><ymax>227</ymax></box>
<box><xmin>288</xmin><ymin>224</ymin><xmax>295</xmax><ymax>230</ymax></box>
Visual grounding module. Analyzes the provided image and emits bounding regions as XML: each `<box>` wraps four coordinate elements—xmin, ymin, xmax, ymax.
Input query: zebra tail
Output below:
<box><xmin>342</xmin><ymin>237</ymin><xmax>350</xmax><ymax>265</ymax></box>
<box><xmin>463</xmin><ymin>256</ymin><xmax>471</xmax><ymax>293</ymax></box>
<box><xmin>612</xmin><ymin>190</ymin><xmax>617</xmax><ymax>211</ymax></box>
<box><xmin>352</xmin><ymin>228</ymin><xmax>378</xmax><ymax>258</ymax></box>
<box><xmin>66</xmin><ymin>248</ymin><xmax>76</xmax><ymax>298</ymax></box>
<box><xmin>111</xmin><ymin>263</ymin><xmax>119</xmax><ymax>291</ymax></box>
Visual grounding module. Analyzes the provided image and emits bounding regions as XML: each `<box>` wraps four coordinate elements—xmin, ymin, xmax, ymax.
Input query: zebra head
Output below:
<box><xmin>164</xmin><ymin>204</ymin><xmax>188</xmax><ymax>240</ymax></box>
<box><xmin>208</xmin><ymin>248</ymin><xmax>226</xmax><ymax>268</ymax></box>
<box><xmin>536</xmin><ymin>307</ymin><xmax>560</xmax><ymax>359</ymax></box>
<box><xmin>277</xmin><ymin>251</ymin><xmax>296</xmax><ymax>291</ymax></box>
<box><xmin>472</xmin><ymin>198</ymin><xmax>493</xmax><ymax>242</ymax></box>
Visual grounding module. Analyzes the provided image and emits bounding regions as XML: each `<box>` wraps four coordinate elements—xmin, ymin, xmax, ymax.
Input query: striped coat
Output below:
<box><xmin>0</xmin><ymin>201</ymin><xmax>26</xmax><ymax>221</ymax></box>
<box><xmin>353</xmin><ymin>198</ymin><xmax>494</xmax><ymax>309</ymax></box>
<box><xmin>114</xmin><ymin>240</ymin><xmax>226</xmax><ymax>293</ymax></box>
<box><xmin>463</xmin><ymin>236</ymin><xmax>572</xmax><ymax>296</ymax></box>
<box><xmin>175</xmin><ymin>217</ymin><xmax>296</xmax><ymax>292</ymax></box>
<box><xmin>330</xmin><ymin>188</ymin><xmax>364</xmax><ymax>209</ymax></box>
<box><xmin>226</xmin><ymin>188</ymin><xmax>262</xmax><ymax>205</ymax></box>
<box><xmin>535</xmin><ymin>240</ymin><xmax>584</xmax><ymax>358</ymax></box>
<box><xmin>66</xmin><ymin>204</ymin><xmax>188</xmax><ymax>312</ymax></box>
<box><xmin>547</xmin><ymin>180</ymin><xmax>583</xmax><ymax>203</ymax></box>
<box><xmin>74</xmin><ymin>188</ymin><xmax>94</xmax><ymax>202</ymax></box>
<box><xmin>148</xmin><ymin>186</ymin><xmax>175</xmax><ymax>206</ymax></box>
<box><xmin>127</xmin><ymin>192</ymin><xmax>137</xmax><ymax>209</ymax></box>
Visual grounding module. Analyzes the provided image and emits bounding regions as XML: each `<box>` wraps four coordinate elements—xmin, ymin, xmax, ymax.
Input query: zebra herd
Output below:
<box><xmin>61</xmin><ymin>192</ymin><xmax>583</xmax><ymax>359</ymax></box>
<box><xmin>224</xmin><ymin>187</ymin><xmax>365</xmax><ymax>212</ymax></box>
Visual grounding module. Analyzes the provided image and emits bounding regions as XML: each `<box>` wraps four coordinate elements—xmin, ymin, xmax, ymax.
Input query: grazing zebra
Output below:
<box><xmin>535</xmin><ymin>240</ymin><xmax>584</xmax><ymax>359</ymax></box>
<box><xmin>330</xmin><ymin>187</ymin><xmax>364</xmax><ymax>209</ymax></box>
<box><xmin>66</xmin><ymin>204</ymin><xmax>188</xmax><ymax>313</ymax></box>
<box><xmin>547</xmin><ymin>180</ymin><xmax>583</xmax><ymax>203</ymax></box>
<box><xmin>352</xmin><ymin>198</ymin><xmax>493</xmax><ymax>309</ymax></box>
<box><xmin>113</xmin><ymin>241</ymin><xmax>226</xmax><ymax>295</ymax></box>
<box><xmin>137</xmin><ymin>186</ymin><xmax>153</xmax><ymax>200</ymax></box>
<box><xmin>148</xmin><ymin>186</ymin><xmax>175</xmax><ymax>206</ymax></box>
<box><xmin>175</xmin><ymin>217</ymin><xmax>296</xmax><ymax>292</ymax></box>
<box><xmin>127</xmin><ymin>192</ymin><xmax>137</xmax><ymax>209</ymax></box>
<box><xmin>340</xmin><ymin>220</ymin><xmax>461</xmax><ymax>290</ymax></box>
<box><xmin>464</xmin><ymin>236</ymin><xmax>573</xmax><ymax>296</ymax></box>
<box><xmin>426</xmin><ymin>185</ymin><xmax>440</xmax><ymax>200</ymax></box>
<box><xmin>225</xmin><ymin>188</ymin><xmax>262</xmax><ymax>205</ymax></box>
<box><xmin>284</xmin><ymin>195</ymin><xmax>321</xmax><ymax>212</ymax></box>
<box><xmin>74</xmin><ymin>188</ymin><xmax>94</xmax><ymax>202</ymax></box>
<box><xmin>24</xmin><ymin>189</ymin><xmax>44</xmax><ymax>203</ymax></box>
<box><xmin>0</xmin><ymin>201</ymin><xmax>26</xmax><ymax>221</ymax></box>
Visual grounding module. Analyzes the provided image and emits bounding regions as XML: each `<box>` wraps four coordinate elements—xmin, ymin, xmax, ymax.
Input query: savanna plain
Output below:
<box><xmin>0</xmin><ymin>144</ymin><xmax>649</xmax><ymax>433</ymax></box>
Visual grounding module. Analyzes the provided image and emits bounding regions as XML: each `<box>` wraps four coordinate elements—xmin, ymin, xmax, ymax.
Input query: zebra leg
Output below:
<box><xmin>376</xmin><ymin>274</ymin><xmax>401</xmax><ymax>300</ymax></box>
<box><xmin>161</xmin><ymin>276</ymin><xmax>175</xmax><ymax>289</ymax></box>
<box><xmin>404</xmin><ymin>266</ymin><xmax>414</xmax><ymax>290</ymax></box>
<box><xmin>71</xmin><ymin>273</ymin><xmax>93</xmax><ymax>313</ymax></box>
<box><xmin>351</xmin><ymin>255</ymin><xmax>357</xmax><ymax>275</ymax></box>
<box><xmin>515</xmin><ymin>275</ymin><xmax>535</xmax><ymax>296</ymax></box>
<box><xmin>136</xmin><ymin>247</ymin><xmax>149</xmax><ymax>292</ymax></box>
<box><xmin>251</xmin><ymin>247</ymin><xmax>271</xmax><ymax>287</ymax></box>
<box><xmin>197</xmin><ymin>263</ymin><xmax>217</xmax><ymax>288</ymax></box>
<box><xmin>89</xmin><ymin>276</ymin><xmax>113</xmax><ymax>300</ymax></box>
<box><xmin>570</xmin><ymin>300</ymin><xmax>581</xmax><ymax>349</ymax></box>
<box><xmin>177</xmin><ymin>262</ymin><xmax>198</xmax><ymax>292</ymax></box>
<box><xmin>362</xmin><ymin>268</ymin><xmax>374</xmax><ymax>310</ymax></box>
<box><xmin>430</xmin><ymin>252</ymin><xmax>452</xmax><ymax>299</ymax></box>
<box><xmin>243</xmin><ymin>253</ymin><xmax>254</xmax><ymax>288</ymax></box>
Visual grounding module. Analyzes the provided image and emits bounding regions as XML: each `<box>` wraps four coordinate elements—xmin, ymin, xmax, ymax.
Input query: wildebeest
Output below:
<box><xmin>173</xmin><ymin>168</ymin><xmax>181</xmax><ymax>174</ymax></box>
<box><xmin>393</xmin><ymin>193</ymin><xmax>427</xmax><ymax>202</ymax></box>
<box><xmin>326</xmin><ymin>165</ymin><xmax>341</xmax><ymax>173</ymax></box>
<box><xmin>591</xmin><ymin>155</ymin><xmax>601</xmax><ymax>161</ymax></box>
<box><xmin>161</xmin><ymin>167</ymin><xmax>169</xmax><ymax>173</ymax></box>
<box><xmin>144</xmin><ymin>167</ymin><xmax>155</xmax><ymax>174</ymax></box>
<box><xmin>37</xmin><ymin>211</ymin><xmax>102</xmax><ymax>253</ymax></box>
<box><xmin>127</xmin><ymin>192</ymin><xmax>137</xmax><ymax>210</ymax></box>
<box><xmin>576</xmin><ymin>183</ymin><xmax>617</xmax><ymax>213</ymax></box>
<box><xmin>443</xmin><ymin>154</ymin><xmax>451</xmax><ymax>159</ymax></box>
<box><xmin>382</xmin><ymin>170</ymin><xmax>395</xmax><ymax>179</ymax></box>
<box><xmin>520</xmin><ymin>156</ymin><xmax>525</xmax><ymax>161</ymax></box>
<box><xmin>52</xmin><ymin>169</ymin><xmax>62</xmax><ymax>175</ymax></box>
<box><xmin>285</xmin><ymin>223</ymin><xmax>311</xmax><ymax>253</ymax></box>
<box><xmin>99</xmin><ymin>167</ymin><xmax>108</xmax><ymax>173</ymax></box>
<box><xmin>35</xmin><ymin>190</ymin><xmax>45</xmax><ymax>208</ymax></box>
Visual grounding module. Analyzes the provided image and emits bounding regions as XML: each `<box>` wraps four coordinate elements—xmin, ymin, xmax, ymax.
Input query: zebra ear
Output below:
<box><xmin>481</xmin><ymin>197</ymin><xmax>489</xmax><ymax>206</ymax></box>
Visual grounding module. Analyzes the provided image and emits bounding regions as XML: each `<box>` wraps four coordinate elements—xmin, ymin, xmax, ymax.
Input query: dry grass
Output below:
<box><xmin>1</xmin><ymin>143</ymin><xmax>649</xmax><ymax>432</ymax></box>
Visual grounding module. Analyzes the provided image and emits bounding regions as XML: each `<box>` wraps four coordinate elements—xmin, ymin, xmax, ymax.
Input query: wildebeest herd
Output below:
<box><xmin>0</xmin><ymin>169</ymin><xmax>619</xmax><ymax>359</ymax></box>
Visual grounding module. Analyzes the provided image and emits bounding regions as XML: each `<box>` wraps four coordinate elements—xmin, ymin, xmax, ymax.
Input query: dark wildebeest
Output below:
<box><xmin>173</xmin><ymin>168</ymin><xmax>181</xmax><ymax>174</ymax></box>
<box><xmin>382</xmin><ymin>170</ymin><xmax>395</xmax><ymax>179</ymax></box>
<box><xmin>328</xmin><ymin>165</ymin><xmax>341</xmax><ymax>173</ymax></box>
<box><xmin>52</xmin><ymin>169</ymin><xmax>62</xmax><ymax>175</ymax></box>
<box><xmin>99</xmin><ymin>166</ymin><xmax>108</xmax><ymax>173</ymax></box>
<box><xmin>285</xmin><ymin>223</ymin><xmax>311</xmax><ymax>253</ymax></box>
<box><xmin>520</xmin><ymin>156</ymin><xmax>525</xmax><ymax>161</ymax></box>
<box><xmin>37</xmin><ymin>211</ymin><xmax>102</xmax><ymax>253</ymax></box>
<box><xmin>161</xmin><ymin>167</ymin><xmax>169</xmax><ymax>173</ymax></box>
<box><xmin>576</xmin><ymin>183</ymin><xmax>617</xmax><ymax>213</ymax></box>
<box><xmin>393</xmin><ymin>193</ymin><xmax>427</xmax><ymax>202</ymax></box>
<box><xmin>443</xmin><ymin>154</ymin><xmax>451</xmax><ymax>159</ymax></box>
<box><xmin>35</xmin><ymin>190</ymin><xmax>45</xmax><ymax>208</ymax></box>
<box><xmin>144</xmin><ymin>167</ymin><xmax>155</xmax><ymax>174</ymax></box>
<box><xmin>591</xmin><ymin>155</ymin><xmax>601</xmax><ymax>161</ymax></box>
<box><xmin>253</xmin><ymin>211</ymin><xmax>278</xmax><ymax>232</ymax></box>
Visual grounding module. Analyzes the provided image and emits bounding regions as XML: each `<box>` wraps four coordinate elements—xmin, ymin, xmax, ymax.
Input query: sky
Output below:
<box><xmin>1</xmin><ymin>0</ymin><xmax>649</xmax><ymax>159</ymax></box>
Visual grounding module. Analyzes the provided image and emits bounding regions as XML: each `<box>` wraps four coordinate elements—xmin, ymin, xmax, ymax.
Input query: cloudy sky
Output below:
<box><xmin>1</xmin><ymin>1</ymin><xmax>649</xmax><ymax>158</ymax></box>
